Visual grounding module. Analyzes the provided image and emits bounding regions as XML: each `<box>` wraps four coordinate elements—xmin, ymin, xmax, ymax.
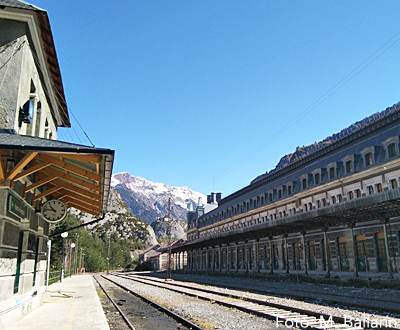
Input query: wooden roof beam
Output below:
<box><xmin>55</xmin><ymin>180</ymin><xmax>101</xmax><ymax>201</ymax></box>
<box><xmin>38</xmin><ymin>166</ymin><xmax>101</xmax><ymax>192</ymax></box>
<box><xmin>13</xmin><ymin>161</ymin><xmax>52</xmax><ymax>182</ymax></box>
<box><xmin>46</xmin><ymin>153</ymin><xmax>103</xmax><ymax>164</ymax></box>
<box><xmin>37</xmin><ymin>153</ymin><xmax>101</xmax><ymax>182</ymax></box>
<box><xmin>33</xmin><ymin>185</ymin><xmax>62</xmax><ymax>202</ymax></box>
<box><xmin>24</xmin><ymin>174</ymin><xmax>58</xmax><ymax>196</ymax></box>
<box><xmin>61</xmin><ymin>196</ymin><xmax>100</xmax><ymax>213</ymax></box>
<box><xmin>7</xmin><ymin>152</ymin><xmax>38</xmax><ymax>180</ymax></box>
<box><xmin>58</xmin><ymin>188</ymin><xmax>101</xmax><ymax>207</ymax></box>
<box><xmin>62</xmin><ymin>199</ymin><xmax>99</xmax><ymax>216</ymax></box>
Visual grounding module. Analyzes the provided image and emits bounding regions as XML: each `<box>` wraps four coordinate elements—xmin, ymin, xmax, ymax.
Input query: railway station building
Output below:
<box><xmin>0</xmin><ymin>1</ymin><xmax>114</xmax><ymax>328</ymax></box>
<box><xmin>174</xmin><ymin>102</ymin><xmax>400</xmax><ymax>279</ymax></box>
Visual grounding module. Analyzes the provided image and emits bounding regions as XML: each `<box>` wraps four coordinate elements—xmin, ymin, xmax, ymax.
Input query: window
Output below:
<box><xmin>304</xmin><ymin>204</ymin><xmax>308</xmax><ymax>211</ymax></box>
<box><xmin>345</xmin><ymin>160</ymin><xmax>353</xmax><ymax>173</ymax></box>
<box><xmin>308</xmin><ymin>202</ymin><xmax>312</xmax><ymax>210</ymax></box>
<box><xmin>315</xmin><ymin>173</ymin><xmax>320</xmax><ymax>184</ymax></box>
<box><xmin>356</xmin><ymin>189</ymin><xmax>361</xmax><ymax>198</ymax></box>
<box><xmin>388</xmin><ymin>143</ymin><xmax>397</xmax><ymax>158</ymax></box>
<box><xmin>331</xmin><ymin>196</ymin><xmax>336</xmax><ymax>204</ymax></box>
<box><xmin>278</xmin><ymin>190</ymin><xmax>282</xmax><ymax>199</ymax></box>
<box><xmin>261</xmin><ymin>196</ymin><xmax>264</xmax><ymax>205</ymax></box>
<box><xmin>322</xmin><ymin>198</ymin><xmax>327</xmax><ymax>207</ymax></box>
<box><xmin>338</xmin><ymin>194</ymin><xmax>342</xmax><ymax>202</ymax></box>
<box><xmin>317</xmin><ymin>200</ymin><xmax>321</xmax><ymax>208</ymax></box>
<box><xmin>368</xmin><ymin>186</ymin><xmax>374</xmax><ymax>195</ymax></box>
<box><xmin>348</xmin><ymin>191</ymin><xmax>354</xmax><ymax>200</ymax></box>
<box><xmin>302</xmin><ymin>178</ymin><xmax>307</xmax><ymax>190</ymax></box>
<box><xmin>287</xmin><ymin>185</ymin><xmax>292</xmax><ymax>195</ymax></box>
<box><xmin>391</xmin><ymin>179</ymin><xmax>398</xmax><ymax>189</ymax></box>
<box><xmin>329</xmin><ymin>167</ymin><xmax>335</xmax><ymax>179</ymax></box>
<box><xmin>376</xmin><ymin>183</ymin><xmax>383</xmax><ymax>193</ymax></box>
<box><xmin>365</xmin><ymin>153</ymin><xmax>373</xmax><ymax>166</ymax></box>
<box><xmin>269</xmin><ymin>194</ymin><xmax>273</xmax><ymax>202</ymax></box>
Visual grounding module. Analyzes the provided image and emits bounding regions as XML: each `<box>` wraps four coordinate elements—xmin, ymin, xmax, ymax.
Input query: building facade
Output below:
<box><xmin>0</xmin><ymin>1</ymin><xmax>114</xmax><ymax>328</ymax></box>
<box><xmin>176</xmin><ymin>102</ymin><xmax>400</xmax><ymax>279</ymax></box>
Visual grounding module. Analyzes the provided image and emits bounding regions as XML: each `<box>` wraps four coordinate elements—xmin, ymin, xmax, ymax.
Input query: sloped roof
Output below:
<box><xmin>139</xmin><ymin>244</ymin><xmax>160</xmax><ymax>255</ymax></box>
<box><xmin>0</xmin><ymin>0</ymin><xmax>70</xmax><ymax>127</ymax></box>
<box><xmin>0</xmin><ymin>130</ymin><xmax>114</xmax><ymax>215</ymax></box>
<box><xmin>0</xmin><ymin>0</ymin><xmax>44</xmax><ymax>11</ymax></box>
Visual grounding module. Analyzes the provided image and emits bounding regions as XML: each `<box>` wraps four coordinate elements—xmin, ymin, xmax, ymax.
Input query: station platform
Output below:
<box><xmin>9</xmin><ymin>274</ymin><xmax>109</xmax><ymax>330</ymax></box>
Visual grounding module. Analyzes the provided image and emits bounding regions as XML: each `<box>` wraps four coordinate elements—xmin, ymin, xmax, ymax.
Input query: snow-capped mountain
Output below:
<box><xmin>111</xmin><ymin>172</ymin><xmax>206</xmax><ymax>224</ymax></box>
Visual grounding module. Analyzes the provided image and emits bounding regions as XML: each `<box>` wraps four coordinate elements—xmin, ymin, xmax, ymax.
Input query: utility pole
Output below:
<box><xmin>166</xmin><ymin>197</ymin><xmax>172</xmax><ymax>281</ymax></box>
<box><xmin>107</xmin><ymin>233</ymin><xmax>111</xmax><ymax>274</ymax></box>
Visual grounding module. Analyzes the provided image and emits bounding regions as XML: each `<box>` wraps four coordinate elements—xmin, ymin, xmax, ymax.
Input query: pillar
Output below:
<box><xmin>269</xmin><ymin>237</ymin><xmax>273</xmax><ymax>274</ymax></box>
<box><xmin>235</xmin><ymin>242</ymin><xmax>239</xmax><ymax>272</ymax></box>
<box><xmin>244</xmin><ymin>240</ymin><xmax>248</xmax><ymax>274</ymax></box>
<box><xmin>256</xmin><ymin>238</ymin><xmax>260</xmax><ymax>273</ymax></box>
<box><xmin>218</xmin><ymin>244</ymin><xmax>222</xmax><ymax>271</ymax></box>
<box><xmin>349</xmin><ymin>224</ymin><xmax>358</xmax><ymax>277</ymax></box>
<box><xmin>284</xmin><ymin>235</ymin><xmax>289</xmax><ymax>275</ymax></box>
<box><xmin>382</xmin><ymin>218</ymin><xmax>393</xmax><ymax>278</ymax></box>
<box><xmin>301</xmin><ymin>231</ymin><xmax>308</xmax><ymax>275</ymax></box>
<box><xmin>323</xmin><ymin>229</ymin><xmax>330</xmax><ymax>277</ymax></box>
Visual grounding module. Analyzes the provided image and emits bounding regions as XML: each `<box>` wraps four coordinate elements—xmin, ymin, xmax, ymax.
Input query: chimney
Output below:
<box><xmin>216</xmin><ymin>193</ymin><xmax>222</xmax><ymax>202</ymax></box>
<box><xmin>207</xmin><ymin>195</ymin><xmax>212</xmax><ymax>204</ymax></box>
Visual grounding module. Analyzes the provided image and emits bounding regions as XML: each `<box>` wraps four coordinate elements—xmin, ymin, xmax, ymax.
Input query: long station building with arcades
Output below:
<box><xmin>171</xmin><ymin>102</ymin><xmax>400</xmax><ymax>279</ymax></box>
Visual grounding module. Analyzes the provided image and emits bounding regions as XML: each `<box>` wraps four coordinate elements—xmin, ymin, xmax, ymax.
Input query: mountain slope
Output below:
<box><xmin>111</xmin><ymin>172</ymin><xmax>206</xmax><ymax>224</ymax></box>
<box><xmin>72</xmin><ymin>187</ymin><xmax>158</xmax><ymax>245</ymax></box>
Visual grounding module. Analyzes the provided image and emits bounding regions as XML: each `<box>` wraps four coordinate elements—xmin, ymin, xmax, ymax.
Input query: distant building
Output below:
<box><xmin>0</xmin><ymin>1</ymin><xmax>114</xmax><ymax>327</ymax></box>
<box><xmin>138</xmin><ymin>244</ymin><xmax>160</xmax><ymax>264</ymax></box>
<box><xmin>176</xmin><ymin>102</ymin><xmax>400</xmax><ymax>279</ymax></box>
<box><xmin>143</xmin><ymin>240</ymin><xmax>185</xmax><ymax>271</ymax></box>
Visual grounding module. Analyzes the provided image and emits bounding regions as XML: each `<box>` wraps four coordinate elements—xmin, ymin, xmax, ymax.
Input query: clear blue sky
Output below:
<box><xmin>35</xmin><ymin>0</ymin><xmax>400</xmax><ymax>197</ymax></box>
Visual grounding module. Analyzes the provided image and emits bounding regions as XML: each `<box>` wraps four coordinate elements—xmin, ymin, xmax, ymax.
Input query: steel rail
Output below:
<box><xmin>93</xmin><ymin>275</ymin><xmax>136</xmax><ymax>330</ymax></box>
<box><xmin>129</xmin><ymin>272</ymin><xmax>400</xmax><ymax>314</ymax></box>
<box><xmin>101</xmin><ymin>274</ymin><xmax>204</xmax><ymax>330</ymax></box>
<box><xmin>116</xmin><ymin>273</ymin><xmax>399</xmax><ymax>330</ymax></box>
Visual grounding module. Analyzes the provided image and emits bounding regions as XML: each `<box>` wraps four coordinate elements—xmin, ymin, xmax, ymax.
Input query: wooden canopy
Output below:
<box><xmin>0</xmin><ymin>131</ymin><xmax>114</xmax><ymax>216</ymax></box>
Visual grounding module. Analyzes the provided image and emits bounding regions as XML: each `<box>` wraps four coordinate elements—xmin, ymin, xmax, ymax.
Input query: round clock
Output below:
<box><xmin>41</xmin><ymin>199</ymin><xmax>67</xmax><ymax>223</ymax></box>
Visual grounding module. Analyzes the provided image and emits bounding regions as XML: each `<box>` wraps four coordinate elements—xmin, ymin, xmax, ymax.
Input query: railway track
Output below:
<box><xmin>139</xmin><ymin>272</ymin><xmax>400</xmax><ymax>314</ymax></box>
<box><xmin>111</xmin><ymin>273</ymin><xmax>373</xmax><ymax>330</ymax></box>
<box><xmin>94</xmin><ymin>274</ymin><xmax>203</xmax><ymax>330</ymax></box>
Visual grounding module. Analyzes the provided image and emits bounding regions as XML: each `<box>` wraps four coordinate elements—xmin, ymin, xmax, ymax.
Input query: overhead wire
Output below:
<box><xmin>197</xmin><ymin>30</ymin><xmax>400</xmax><ymax>192</ymax></box>
<box><xmin>27</xmin><ymin>43</ymin><xmax>90</xmax><ymax>146</ymax></box>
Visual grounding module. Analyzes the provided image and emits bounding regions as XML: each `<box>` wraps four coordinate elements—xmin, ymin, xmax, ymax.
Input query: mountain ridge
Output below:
<box><xmin>111</xmin><ymin>172</ymin><xmax>206</xmax><ymax>224</ymax></box>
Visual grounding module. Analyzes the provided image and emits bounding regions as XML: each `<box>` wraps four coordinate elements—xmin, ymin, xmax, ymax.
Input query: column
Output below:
<box><xmin>218</xmin><ymin>244</ymin><xmax>222</xmax><ymax>271</ymax></box>
<box><xmin>244</xmin><ymin>240</ymin><xmax>248</xmax><ymax>274</ymax></box>
<box><xmin>235</xmin><ymin>242</ymin><xmax>239</xmax><ymax>272</ymax></box>
<box><xmin>323</xmin><ymin>229</ymin><xmax>330</xmax><ymax>277</ymax></box>
<box><xmin>284</xmin><ymin>235</ymin><xmax>289</xmax><ymax>275</ymax></box>
<box><xmin>301</xmin><ymin>231</ymin><xmax>308</xmax><ymax>275</ymax></box>
<box><xmin>256</xmin><ymin>239</ymin><xmax>260</xmax><ymax>273</ymax></box>
<box><xmin>349</xmin><ymin>224</ymin><xmax>358</xmax><ymax>277</ymax></box>
<box><xmin>205</xmin><ymin>248</ymin><xmax>209</xmax><ymax>273</ymax></box>
<box><xmin>382</xmin><ymin>218</ymin><xmax>393</xmax><ymax>278</ymax></box>
<box><xmin>227</xmin><ymin>245</ymin><xmax>230</xmax><ymax>272</ymax></box>
<box><xmin>269</xmin><ymin>237</ymin><xmax>274</xmax><ymax>274</ymax></box>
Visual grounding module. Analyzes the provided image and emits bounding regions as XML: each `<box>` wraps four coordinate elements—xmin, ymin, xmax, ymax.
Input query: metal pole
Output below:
<box><xmin>166</xmin><ymin>197</ymin><xmax>172</xmax><ymax>280</ymax></box>
<box><xmin>46</xmin><ymin>240</ymin><xmax>51</xmax><ymax>288</ymax></box>
<box><xmin>107</xmin><ymin>233</ymin><xmax>110</xmax><ymax>274</ymax></box>
<box><xmin>69</xmin><ymin>243</ymin><xmax>72</xmax><ymax>278</ymax></box>
<box><xmin>79</xmin><ymin>248</ymin><xmax>83</xmax><ymax>271</ymax></box>
<box><xmin>60</xmin><ymin>240</ymin><xmax>64</xmax><ymax>282</ymax></box>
